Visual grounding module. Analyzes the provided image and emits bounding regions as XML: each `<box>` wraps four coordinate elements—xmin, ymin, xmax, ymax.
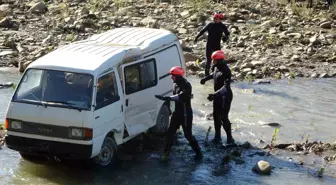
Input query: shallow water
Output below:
<box><xmin>0</xmin><ymin>68</ymin><xmax>335</xmax><ymax>185</ymax></box>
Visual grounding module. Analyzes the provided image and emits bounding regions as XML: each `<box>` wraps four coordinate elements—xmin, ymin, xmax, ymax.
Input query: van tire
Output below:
<box><xmin>152</xmin><ymin>104</ymin><xmax>170</xmax><ymax>134</ymax></box>
<box><xmin>93</xmin><ymin>137</ymin><xmax>118</xmax><ymax>167</ymax></box>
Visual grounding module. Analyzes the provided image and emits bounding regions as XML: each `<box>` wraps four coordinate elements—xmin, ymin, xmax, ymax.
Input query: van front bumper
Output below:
<box><xmin>5</xmin><ymin>135</ymin><xmax>92</xmax><ymax>159</ymax></box>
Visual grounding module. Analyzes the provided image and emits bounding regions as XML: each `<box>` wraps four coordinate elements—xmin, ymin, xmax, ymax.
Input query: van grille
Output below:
<box><xmin>10</xmin><ymin>121</ymin><xmax>69</xmax><ymax>139</ymax></box>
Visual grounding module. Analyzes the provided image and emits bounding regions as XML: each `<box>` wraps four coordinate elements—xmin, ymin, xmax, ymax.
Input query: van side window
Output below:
<box><xmin>124</xmin><ymin>59</ymin><xmax>157</xmax><ymax>95</ymax></box>
<box><xmin>95</xmin><ymin>71</ymin><xmax>120</xmax><ymax>110</ymax></box>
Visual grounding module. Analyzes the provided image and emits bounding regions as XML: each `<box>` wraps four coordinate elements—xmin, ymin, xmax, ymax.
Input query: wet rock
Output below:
<box><xmin>140</xmin><ymin>16</ymin><xmax>158</xmax><ymax>28</ymax></box>
<box><xmin>0</xmin><ymin>50</ymin><xmax>16</xmax><ymax>57</ymax></box>
<box><xmin>42</xmin><ymin>35</ymin><xmax>53</xmax><ymax>45</ymax></box>
<box><xmin>241</xmin><ymin>62</ymin><xmax>253</xmax><ymax>69</ymax></box>
<box><xmin>242</xmin><ymin>68</ymin><xmax>252</xmax><ymax>73</ymax></box>
<box><xmin>291</xmin><ymin>55</ymin><xmax>300</xmax><ymax>62</ymax></box>
<box><xmin>0</xmin><ymin>128</ymin><xmax>5</xmax><ymax>147</ymax></box>
<box><xmin>0</xmin><ymin>17</ymin><xmax>19</xmax><ymax>29</ymax></box>
<box><xmin>275</xmin><ymin>143</ymin><xmax>292</xmax><ymax>149</ymax></box>
<box><xmin>0</xmin><ymin>4</ymin><xmax>11</xmax><ymax>17</ymax></box>
<box><xmin>19</xmin><ymin>61</ymin><xmax>33</xmax><ymax>72</ymax></box>
<box><xmin>295</xmin><ymin>72</ymin><xmax>304</xmax><ymax>77</ymax></box>
<box><xmin>253</xmin><ymin>160</ymin><xmax>272</xmax><ymax>175</ymax></box>
<box><xmin>186</xmin><ymin>61</ymin><xmax>200</xmax><ymax>72</ymax></box>
<box><xmin>263</xmin><ymin>144</ymin><xmax>271</xmax><ymax>149</ymax></box>
<box><xmin>184</xmin><ymin>53</ymin><xmax>199</xmax><ymax>62</ymax></box>
<box><xmin>319</xmin><ymin>73</ymin><xmax>329</xmax><ymax>78</ymax></box>
<box><xmin>255</xmin><ymin>151</ymin><xmax>266</xmax><ymax>156</ymax></box>
<box><xmin>261</xmin><ymin>20</ymin><xmax>277</xmax><ymax>28</ymax></box>
<box><xmin>64</xmin><ymin>17</ymin><xmax>75</xmax><ymax>25</ymax></box>
<box><xmin>233</xmin><ymin>158</ymin><xmax>245</xmax><ymax>165</ymax></box>
<box><xmin>320</xmin><ymin>21</ymin><xmax>332</xmax><ymax>29</ymax></box>
<box><xmin>180</xmin><ymin>10</ymin><xmax>190</xmax><ymax>17</ymax></box>
<box><xmin>205</xmin><ymin>113</ymin><xmax>213</xmax><ymax>120</ymax></box>
<box><xmin>246</xmin><ymin>19</ymin><xmax>261</xmax><ymax>25</ymax></box>
<box><xmin>269</xmin><ymin>27</ymin><xmax>277</xmax><ymax>34</ymax></box>
<box><xmin>28</xmin><ymin>2</ymin><xmax>48</xmax><ymax>14</ymax></box>
<box><xmin>178</xmin><ymin>28</ymin><xmax>188</xmax><ymax>34</ymax></box>
<box><xmin>195</xmin><ymin>69</ymin><xmax>205</xmax><ymax>77</ymax></box>
<box><xmin>250</xmin><ymin>60</ymin><xmax>264</xmax><ymax>67</ymax></box>
<box><xmin>265</xmin><ymin>123</ymin><xmax>281</xmax><ymax>127</ymax></box>
<box><xmin>253</xmin><ymin>79</ymin><xmax>271</xmax><ymax>84</ymax></box>
<box><xmin>326</xmin><ymin>56</ymin><xmax>336</xmax><ymax>63</ymax></box>
<box><xmin>0</xmin><ymin>17</ymin><xmax>10</xmax><ymax>28</ymax></box>
<box><xmin>0</xmin><ymin>82</ymin><xmax>14</xmax><ymax>88</ymax></box>
<box><xmin>242</xmin><ymin>88</ymin><xmax>255</xmax><ymax>94</ymax></box>
<box><xmin>236</xmin><ymin>41</ymin><xmax>245</xmax><ymax>47</ymax></box>
<box><xmin>324</xmin><ymin>154</ymin><xmax>336</xmax><ymax>162</ymax></box>
<box><xmin>286</xmin><ymin>144</ymin><xmax>300</xmax><ymax>151</ymax></box>
<box><xmin>241</xmin><ymin>141</ymin><xmax>251</xmax><ymax>149</ymax></box>
<box><xmin>311</xmin><ymin>73</ymin><xmax>319</xmax><ymax>78</ymax></box>
<box><xmin>222</xmin><ymin>154</ymin><xmax>232</xmax><ymax>164</ymax></box>
<box><xmin>230</xmin><ymin>149</ymin><xmax>242</xmax><ymax>157</ymax></box>
<box><xmin>309</xmin><ymin>36</ymin><xmax>321</xmax><ymax>45</ymax></box>
<box><xmin>287</xmin><ymin>33</ymin><xmax>302</xmax><ymax>39</ymax></box>
<box><xmin>279</xmin><ymin>65</ymin><xmax>289</xmax><ymax>72</ymax></box>
<box><xmin>3</xmin><ymin>38</ymin><xmax>16</xmax><ymax>49</ymax></box>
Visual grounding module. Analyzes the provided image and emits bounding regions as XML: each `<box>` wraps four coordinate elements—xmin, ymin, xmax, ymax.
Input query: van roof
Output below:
<box><xmin>28</xmin><ymin>27</ymin><xmax>178</xmax><ymax>75</ymax></box>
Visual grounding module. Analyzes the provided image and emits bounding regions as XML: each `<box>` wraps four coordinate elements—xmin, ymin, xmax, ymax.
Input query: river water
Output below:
<box><xmin>0</xmin><ymin>67</ymin><xmax>335</xmax><ymax>185</ymax></box>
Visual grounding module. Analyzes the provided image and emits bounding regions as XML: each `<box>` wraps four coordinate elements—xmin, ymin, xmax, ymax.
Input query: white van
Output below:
<box><xmin>4</xmin><ymin>27</ymin><xmax>186</xmax><ymax>166</ymax></box>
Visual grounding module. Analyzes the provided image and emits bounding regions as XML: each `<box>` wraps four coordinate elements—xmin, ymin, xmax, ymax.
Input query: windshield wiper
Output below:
<box><xmin>28</xmin><ymin>93</ymin><xmax>47</xmax><ymax>107</ymax></box>
<box><xmin>18</xmin><ymin>99</ymin><xmax>48</xmax><ymax>107</ymax></box>
<box><xmin>43</xmin><ymin>100</ymin><xmax>83</xmax><ymax>112</ymax></box>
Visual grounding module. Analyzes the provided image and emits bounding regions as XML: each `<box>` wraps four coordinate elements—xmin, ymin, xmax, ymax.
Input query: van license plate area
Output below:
<box><xmin>22</xmin><ymin>122</ymin><xmax>68</xmax><ymax>138</ymax></box>
<box><xmin>37</xmin><ymin>127</ymin><xmax>53</xmax><ymax>134</ymax></box>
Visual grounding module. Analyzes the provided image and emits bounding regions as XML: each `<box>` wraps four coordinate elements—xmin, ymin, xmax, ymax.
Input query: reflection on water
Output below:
<box><xmin>0</xmin><ymin>69</ymin><xmax>336</xmax><ymax>185</ymax></box>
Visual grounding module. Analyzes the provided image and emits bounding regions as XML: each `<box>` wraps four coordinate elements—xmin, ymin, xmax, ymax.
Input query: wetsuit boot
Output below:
<box><xmin>189</xmin><ymin>139</ymin><xmax>203</xmax><ymax>160</ymax></box>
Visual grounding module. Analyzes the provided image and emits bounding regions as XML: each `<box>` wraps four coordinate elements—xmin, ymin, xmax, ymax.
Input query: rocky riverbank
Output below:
<box><xmin>0</xmin><ymin>0</ymin><xmax>335</xmax><ymax>80</ymax></box>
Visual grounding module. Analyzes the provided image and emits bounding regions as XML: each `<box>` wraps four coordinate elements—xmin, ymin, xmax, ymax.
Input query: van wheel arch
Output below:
<box><xmin>93</xmin><ymin>134</ymin><xmax>118</xmax><ymax>167</ymax></box>
<box><xmin>150</xmin><ymin>102</ymin><xmax>170</xmax><ymax>135</ymax></box>
<box><xmin>106</xmin><ymin>131</ymin><xmax>115</xmax><ymax>139</ymax></box>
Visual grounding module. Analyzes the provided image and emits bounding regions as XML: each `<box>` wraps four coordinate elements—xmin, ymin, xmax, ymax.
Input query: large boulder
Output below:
<box><xmin>0</xmin><ymin>4</ymin><xmax>11</xmax><ymax>17</ymax></box>
<box><xmin>28</xmin><ymin>2</ymin><xmax>48</xmax><ymax>14</ymax></box>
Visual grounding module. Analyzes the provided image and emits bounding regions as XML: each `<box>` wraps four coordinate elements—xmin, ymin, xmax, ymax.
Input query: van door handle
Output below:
<box><xmin>95</xmin><ymin>116</ymin><xmax>100</xmax><ymax>119</ymax></box>
<box><xmin>126</xmin><ymin>99</ymin><xmax>129</xmax><ymax>106</ymax></box>
<box><xmin>121</xmin><ymin>105</ymin><xmax>123</xmax><ymax>112</ymax></box>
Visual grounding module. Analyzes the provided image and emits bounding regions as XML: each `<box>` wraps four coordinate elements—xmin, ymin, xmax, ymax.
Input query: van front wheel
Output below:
<box><xmin>152</xmin><ymin>104</ymin><xmax>170</xmax><ymax>134</ymax></box>
<box><xmin>94</xmin><ymin>137</ymin><xmax>117</xmax><ymax>167</ymax></box>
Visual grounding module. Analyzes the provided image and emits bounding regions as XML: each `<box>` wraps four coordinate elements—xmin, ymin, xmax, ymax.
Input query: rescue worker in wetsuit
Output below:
<box><xmin>200</xmin><ymin>50</ymin><xmax>235</xmax><ymax>146</ymax></box>
<box><xmin>155</xmin><ymin>66</ymin><xmax>203</xmax><ymax>160</ymax></box>
<box><xmin>194</xmin><ymin>11</ymin><xmax>230</xmax><ymax>76</ymax></box>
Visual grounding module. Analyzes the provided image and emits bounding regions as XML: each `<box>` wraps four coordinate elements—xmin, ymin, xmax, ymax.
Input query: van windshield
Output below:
<box><xmin>13</xmin><ymin>69</ymin><xmax>93</xmax><ymax>111</ymax></box>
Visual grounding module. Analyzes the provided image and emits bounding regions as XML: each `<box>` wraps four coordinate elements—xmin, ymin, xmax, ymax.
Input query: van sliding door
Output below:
<box><xmin>121</xmin><ymin>58</ymin><xmax>158</xmax><ymax>137</ymax></box>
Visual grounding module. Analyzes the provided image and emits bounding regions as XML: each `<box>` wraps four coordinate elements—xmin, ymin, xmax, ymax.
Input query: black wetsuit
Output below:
<box><xmin>195</xmin><ymin>22</ymin><xmax>230</xmax><ymax>76</ymax></box>
<box><xmin>164</xmin><ymin>77</ymin><xmax>202</xmax><ymax>156</ymax></box>
<box><xmin>201</xmin><ymin>60</ymin><xmax>234</xmax><ymax>144</ymax></box>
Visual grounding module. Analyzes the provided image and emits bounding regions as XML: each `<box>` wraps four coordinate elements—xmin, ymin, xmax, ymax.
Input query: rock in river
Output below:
<box><xmin>252</xmin><ymin>160</ymin><xmax>272</xmax><ymax>175</ymax></box>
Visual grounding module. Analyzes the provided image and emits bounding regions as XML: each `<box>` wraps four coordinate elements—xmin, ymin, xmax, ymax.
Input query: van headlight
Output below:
<box><xmin>70</xmin><ymin>128</ymin><xmax>84</xmax><ymax>138</ymax></box>
<box><xmin>69</xmin><ymin>127</ymin><xmax>93</xmax><ymax>140</ymax></box>
<box><xmin>11</xmin><ymin>120</ymin><xmax>22</xmax><ymax>130</ymax></box>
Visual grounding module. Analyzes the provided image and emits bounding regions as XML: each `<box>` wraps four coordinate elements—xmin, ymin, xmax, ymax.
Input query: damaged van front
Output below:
<box><xmin>5</xmin><ymin>68</ymin><xmax>95</xmax><ymax>160</ymax></box>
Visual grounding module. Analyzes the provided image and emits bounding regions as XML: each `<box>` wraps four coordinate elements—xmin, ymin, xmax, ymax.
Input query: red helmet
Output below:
<box><xmin>211</xmin><ymin>50</ymin><xmax>225</xmax><ymax>60</ymax></box>
<box><xmin>212</xmin><ymin>12</ymin><xmax>224</xmax><ymax>20</ymax></box>
<box><xmin>169</xmin><ymin>66</ymin><xmax>184</xmax><ymax>76</ymax></box>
